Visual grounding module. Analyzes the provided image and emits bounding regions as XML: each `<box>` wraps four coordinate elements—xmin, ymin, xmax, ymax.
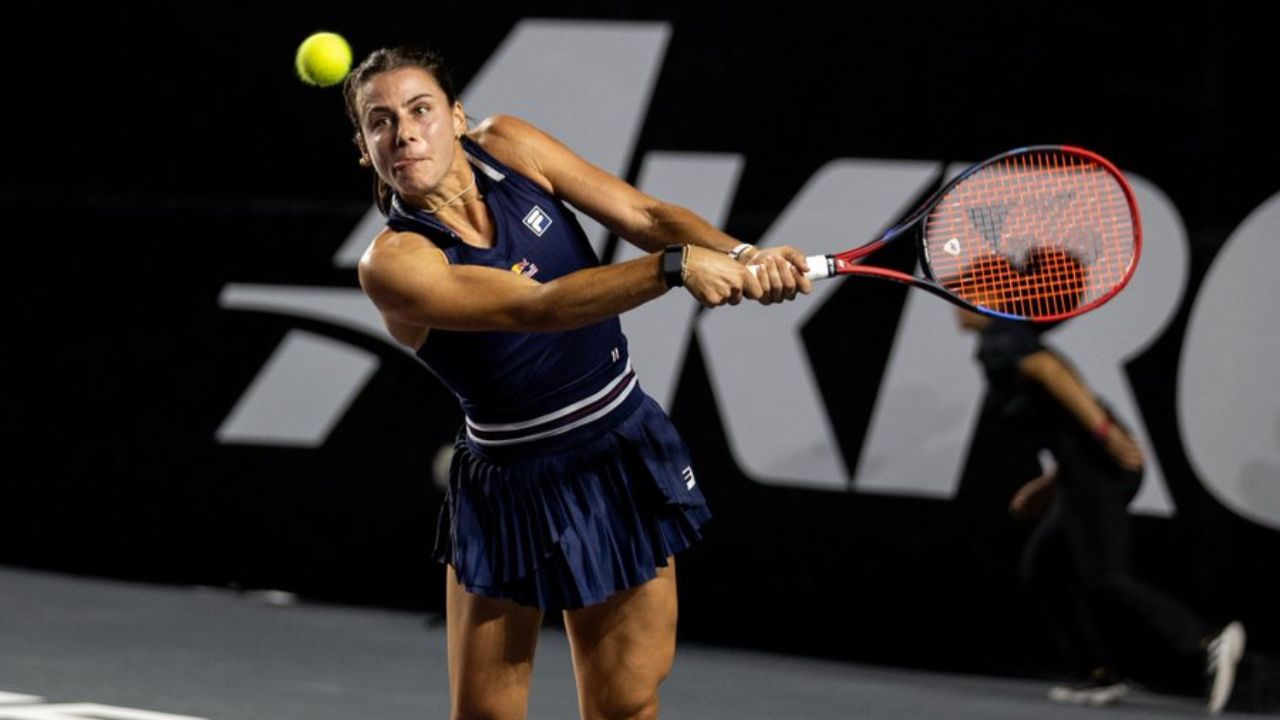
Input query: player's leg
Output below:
<box><xmin>1063</xmin><ymin>463</ymin><xmax>1207</xmax><ymax>656</ymax></box>
<box><xmin>1023</xmin><ymin>499</ymin><xmax>1127</xmax><ymax>704</ymax></box>
<box><xmin>446</xmin><ymin>565</ymin><xmax>544</xmax><ymax>720</ymax></box>
<box><xmin>1024</xmin><ymin>500</ymin><xmax>1112</xmax><ymax>674</ymax></box>
<box><xmin>562</xmin><ymin>559</ymin><xmax>678</xmax><ymax>720</ymax></box>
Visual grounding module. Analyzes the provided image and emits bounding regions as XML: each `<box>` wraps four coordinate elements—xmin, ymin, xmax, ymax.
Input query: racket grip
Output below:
<box><xmin>746</xmin><ymin>254</ymin><xmax>834</xmax><ymax>281</ymax></box>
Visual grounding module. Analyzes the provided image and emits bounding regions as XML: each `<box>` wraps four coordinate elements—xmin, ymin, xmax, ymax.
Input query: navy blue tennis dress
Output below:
<box><xmin>385</xmin><ymin>136</ymin><xmax>711</xmax><ymax>612</ymax></box>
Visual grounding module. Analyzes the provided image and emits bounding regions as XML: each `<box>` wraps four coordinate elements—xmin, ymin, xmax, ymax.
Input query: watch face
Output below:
<box><xmin>663</xmin><ymin>246</ymin><xmax>685</xmax><ymax>287</ymax></box>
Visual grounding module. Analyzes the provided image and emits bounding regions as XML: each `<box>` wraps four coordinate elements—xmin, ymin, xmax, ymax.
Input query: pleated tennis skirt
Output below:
<box><xmin>432</xmin><ymin>393</ymin><xmax>712</xmax><ymax>612</ymax></box>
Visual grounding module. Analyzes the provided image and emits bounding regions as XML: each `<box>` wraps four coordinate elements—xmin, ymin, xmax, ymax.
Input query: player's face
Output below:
<box><xmin>357</xmin><ymin>66</ymin><xmax>465</xmax><ymax>198</ymax></box>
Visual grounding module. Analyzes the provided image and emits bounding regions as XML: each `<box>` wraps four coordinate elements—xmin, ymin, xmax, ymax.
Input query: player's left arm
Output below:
<box><xmin>473</xmin><ymin>114</ymin><xmax>811</xmax><ymax>300</ymax></box>
<box><xmin>1018</xmin><ymin>350</ymin><xmax>1144</xmax><ymax>470</ymax></box>
<box><xmin>1009</xmin><ymin>469</ymin><xmax>1058</xmax><ymax>521</ymax></box>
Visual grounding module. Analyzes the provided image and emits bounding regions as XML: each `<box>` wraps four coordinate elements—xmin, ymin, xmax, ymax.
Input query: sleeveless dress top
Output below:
<box><xmin>385</xmin><ymin>135</ymin><xmax>711</xmax><ymax>610</ymax></box>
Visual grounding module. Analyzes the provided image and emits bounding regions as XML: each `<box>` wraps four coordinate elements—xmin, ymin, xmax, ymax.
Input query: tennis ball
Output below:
<box><xmin>295</xmin><ymin>32</ymin><xmax>352</xmax><ymax>87</ymax></box>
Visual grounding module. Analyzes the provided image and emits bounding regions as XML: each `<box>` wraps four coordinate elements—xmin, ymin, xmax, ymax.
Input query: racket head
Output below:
<box><xmin>919</xmin><ymin>146</ymin><xmax>1141</xmax><ymax>322</ymax></box>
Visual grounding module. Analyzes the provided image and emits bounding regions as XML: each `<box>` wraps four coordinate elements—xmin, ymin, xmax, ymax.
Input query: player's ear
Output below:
<box><xmin>452</xmin><ymin>101</ymin><xmax>467</xmax><ymax>139</ymax></box>
<box><xmin>354</xmin><ymin>133</ymin><xmax>372</xmax><ymax>166</ymax></box>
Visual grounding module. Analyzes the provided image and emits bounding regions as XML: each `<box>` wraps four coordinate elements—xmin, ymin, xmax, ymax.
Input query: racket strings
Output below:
<box><xmin>924</xmin><ymin>150</ymin><xmax>1136</xmax><ymax>319</ymax></box>
<box><xmin>953</xmin><ymin>251</ymin><xmax>1088</xmax><ymax>318</ymax></box>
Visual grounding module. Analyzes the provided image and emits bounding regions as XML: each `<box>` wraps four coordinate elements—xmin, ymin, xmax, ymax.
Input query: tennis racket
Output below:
<box><xmin>766</xmin><ymin>146</ymin><xmax>1141</xmax><ymax>322</ymax></box>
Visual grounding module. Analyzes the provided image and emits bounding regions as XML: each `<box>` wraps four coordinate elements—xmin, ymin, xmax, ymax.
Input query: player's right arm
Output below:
<box><xmin>1018</xmin><ymin>350</ymin><xmax>1144</xmax><ymax>471</ymax></box>
<box><xmin>357</xmin><ymin>229</ymin><xmax>753</xmax><ymax>333</ymax></box>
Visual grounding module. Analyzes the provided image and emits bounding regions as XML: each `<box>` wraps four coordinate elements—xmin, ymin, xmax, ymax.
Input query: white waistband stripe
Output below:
<box><xmin>466</xmin><ymin>360</ymin><xmax>634</xmax><ymax>433</ymax></box>
<box><xmin>466</xmin><ymin>375</ymin><xmax>638</xmax><ymax>447</ymax></box>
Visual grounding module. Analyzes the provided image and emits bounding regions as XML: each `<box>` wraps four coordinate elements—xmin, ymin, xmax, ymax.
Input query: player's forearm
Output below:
<box><xmin>627</xmin><ymin>202</ymin><xmax>741</xmax><ymax>255</ymax></box>
<box><xmin>1029</xmin><ymin>469</ymin><xmax>1059</xmax><ymax>487</ymax></box>
<box><xmin>520</xmin><ymin>253</ymin><xmax>668</xmax><ymax>331</ymax></box>
<box><xmin>1035</xmin><ymin>363</ymin><xmax>1109</xmax><ymax>432</ymax></box>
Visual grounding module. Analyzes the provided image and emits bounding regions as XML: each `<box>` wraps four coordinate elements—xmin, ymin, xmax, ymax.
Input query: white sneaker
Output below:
<box><xmin>1206</xmin><ymin>621</ymin><xmax>1246</xmax><ymax>715</ymax></box>
<box><xmin>1048</xmin><ymin>678</ymin><xmax>1130</xmax><ymax>706</ymax></box>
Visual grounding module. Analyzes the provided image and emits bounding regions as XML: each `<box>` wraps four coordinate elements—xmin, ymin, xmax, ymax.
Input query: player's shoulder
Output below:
<box><xmin>470</xmin><ymin>115</ymin><xmax>554</xmax><ymax>192</ymax></box>
<box><xmin>359</xmin><ymin>227</ymin><xmax>446</xmax><ymax>278</ymax></box>
<box><xmin>366</xmin><ymin>225</ymin><xmax>433</xmax><ymax>255</ymax></box>
<box><xmin>983</xmin><ymin>320</ymin><xmax>1041</xmax><ymax>349</ymax></box>
<box><xmin>977</xmin><ymin>320</ymin><xmax>1043</xmax><ymax>369</ymax></box>
<box><xmin>470</xmin><ymin>114</ymin><xmax>535</xmax><ymax>165</ymax></box>
<box><xmin>472</xmin><ymin>113</ymin><xmax>540</xmax><ymax>145</ymax></box>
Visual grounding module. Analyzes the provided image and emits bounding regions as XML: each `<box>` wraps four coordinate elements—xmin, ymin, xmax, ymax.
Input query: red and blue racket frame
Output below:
<box><xmin>796</xmin><ymin>145</ymin><xmax>1143</xmax><ymax>322</ymax></box>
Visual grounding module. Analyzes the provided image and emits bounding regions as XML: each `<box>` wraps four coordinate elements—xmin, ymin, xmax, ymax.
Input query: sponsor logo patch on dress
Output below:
<box><xmin>523</xmin><ymin>206</ymin><xmax>553</xmax><ymax>236</ymax></box>
<box><xmin>511</xmin><ymin>258</ymin><xmax>540</xmax><ymax>278</ymax></box>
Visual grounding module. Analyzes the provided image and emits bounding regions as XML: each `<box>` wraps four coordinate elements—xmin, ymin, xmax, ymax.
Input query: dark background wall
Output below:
<box><xmin>4</xmin><ymin>0</ymin><xmax>1276</xmax><ymax>684</ymax></box>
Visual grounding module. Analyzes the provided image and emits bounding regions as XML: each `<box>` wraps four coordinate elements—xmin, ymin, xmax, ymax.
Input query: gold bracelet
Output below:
<box><xmin>680</xmin><ymin>244</ymin><xmax>690</xmax><ymax>285</ymax></box>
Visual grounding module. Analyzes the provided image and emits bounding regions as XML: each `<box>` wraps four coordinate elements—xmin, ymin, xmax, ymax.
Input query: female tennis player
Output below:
<box><xmin>346</xmin><ymin>46</ymin><xmax>811</xmax><ymax>720</ymax></box>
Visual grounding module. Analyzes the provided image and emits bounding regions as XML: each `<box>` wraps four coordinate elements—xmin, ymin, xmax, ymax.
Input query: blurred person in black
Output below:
<box><xmin>953</xmin><ymin>252</ymin><xmax>1244</xmax><ymax>713</ymax></box>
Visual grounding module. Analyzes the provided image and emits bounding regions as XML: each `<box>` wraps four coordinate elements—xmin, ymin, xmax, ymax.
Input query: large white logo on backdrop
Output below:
<box><xmin>215</xmin><ymin>19</ymin><xmax>1279</xmax><ymax>530</ymax></box>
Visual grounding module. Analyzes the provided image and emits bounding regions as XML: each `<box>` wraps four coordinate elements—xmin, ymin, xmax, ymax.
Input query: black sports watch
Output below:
<box><xmin>662</xmin><ymin>245</ymin><xmax>685</xmax><ymax>288</ymax></box>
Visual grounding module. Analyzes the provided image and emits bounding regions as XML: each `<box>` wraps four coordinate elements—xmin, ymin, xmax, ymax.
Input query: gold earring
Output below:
<box><xmin>359</xmin><ymin>156</ymin><xmax>371</xmax><ymax>167</ymax></box>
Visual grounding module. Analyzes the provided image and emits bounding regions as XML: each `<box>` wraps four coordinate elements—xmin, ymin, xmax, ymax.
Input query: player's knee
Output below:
<box><xmin>450</xmin><ymin>692</ymin><xmax>527</xmax><ymax>720</ymax></box>
<box><xmin>589</xmin><ymin>684</ymin><xmax>661</xmax><ymax>720</ymax></box>
<box><xmin>584</xmin><ymin>660</ymin><xmax>671</xmax><ymax>720</ymax></box>
<box><xmin>1084</xmin><ymin>571</ymin><xmax>1134</xmax><ymax>600</ymax></box>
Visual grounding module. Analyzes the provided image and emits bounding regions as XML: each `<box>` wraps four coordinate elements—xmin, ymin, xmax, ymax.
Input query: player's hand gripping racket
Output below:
<box><xmin>760</xmin><ymin>146</ymin><xmax>1141</xmax><ymax>321</ymax></box>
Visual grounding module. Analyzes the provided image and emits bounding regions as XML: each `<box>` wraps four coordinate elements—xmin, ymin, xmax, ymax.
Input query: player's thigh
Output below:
<box><xmin>562</xmin><ymin>559</ymin><xmax>678</xmax><ymax>719</ymax></box>
<box><xmin>446</xmin><ymin>565</ymin><xmax>544</xmax><ymax>720</ymax></box>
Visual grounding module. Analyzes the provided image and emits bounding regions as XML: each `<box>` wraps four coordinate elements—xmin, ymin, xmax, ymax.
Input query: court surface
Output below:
<box><xmin>0</xmin><ymin>565</ymin><xmax>1246</xmax><ymax>719</ymax></box>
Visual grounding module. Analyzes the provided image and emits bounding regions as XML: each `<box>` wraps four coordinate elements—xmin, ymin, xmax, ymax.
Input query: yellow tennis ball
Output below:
<box><xmin>295</xmin><ymin>32</ymin><xmax>352</xmax><ymax>87</ymax></box>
